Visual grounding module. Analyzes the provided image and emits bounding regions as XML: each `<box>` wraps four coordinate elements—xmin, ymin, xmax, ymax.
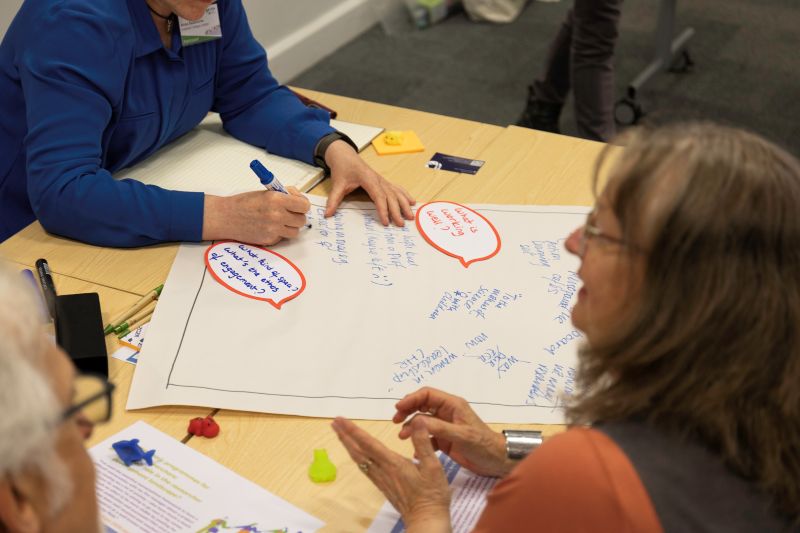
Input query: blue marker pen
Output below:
<box><xmin>250</xmin><ymin>159</ymin><xmax>287</xmax><ymax>194</ymax></box>
<box><xmin>249</xmin><ymin>159</ymin><xmax>312</xmax><ymax>229</ymax></box>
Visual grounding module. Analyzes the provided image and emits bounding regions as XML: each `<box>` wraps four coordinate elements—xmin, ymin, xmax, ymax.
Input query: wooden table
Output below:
<box><xmin>433</xmin><ymin>125</ymin><xmax>607</xmax><ymax>206</ymax></box>
<box><xmin>0</xmin><ymin>90</ymin><xmax>602</xmax><ymax>531</ymax></box>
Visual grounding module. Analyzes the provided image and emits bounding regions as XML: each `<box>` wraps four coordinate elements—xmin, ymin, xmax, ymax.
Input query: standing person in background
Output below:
<box><xmin>517</xmin><ymin>0</ymin><xmax>622</xmax><ymax>142</ymax></box>
<box><xmin>0</xmin><ymin>0</ymin><xmax>414</xmax><ymax>247</ymax></box>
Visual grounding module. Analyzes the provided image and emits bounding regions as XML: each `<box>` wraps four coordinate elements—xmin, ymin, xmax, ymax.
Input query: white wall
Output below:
<box><xmin>0</xmin><ymin>0</ymin><xmax>23</xmax><ymax>37</ymax></box>
<box><xmin>244</xmin><ymin>0</ymin><xmax>379</xmax><ymax>82</ymax></box>
<box><xmin>0</xmin><ymin>0</ymin><xmax>378</xmax><ymax>82</ymax></box>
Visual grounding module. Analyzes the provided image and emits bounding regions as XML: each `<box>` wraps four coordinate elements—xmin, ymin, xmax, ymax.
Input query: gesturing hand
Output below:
<box><xmin>324</xmin><ymin>140</ymin><xmax>415</xmax><ymax>227</ymax></box>
<box><xmin>202</xmin><ymin>187</ymin><xmax>310</xmax><ymax>245</ymax></box>
<box><xmin>332</xmin><ymin>417</ymin><xmax>452</xmax><ymax>533</ymax></box>
<box><xmin>394</xmin><ymin>387</ymin><xmax>514</xmax><ymax>478</ymax></box>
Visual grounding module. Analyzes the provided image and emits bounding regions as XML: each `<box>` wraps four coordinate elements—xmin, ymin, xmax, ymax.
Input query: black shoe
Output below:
<box><xmin>516</xmin><ymin>87</ymin><xmax>562</xmax><ymax>134</ymax></box>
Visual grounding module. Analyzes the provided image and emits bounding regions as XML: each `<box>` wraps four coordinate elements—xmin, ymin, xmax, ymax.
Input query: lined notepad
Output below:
<box><xmin>114</xmin><ymin>114</ymin><xmax>382</xmax><ymax>195</ymax></box>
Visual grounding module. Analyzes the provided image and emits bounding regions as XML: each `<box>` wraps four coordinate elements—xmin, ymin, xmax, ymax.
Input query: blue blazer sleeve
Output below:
<box><xmin>212</xmin><ymin>0</ymin><xmax>335</xmax><ymax>165</ymax></box>
<box><xmin>19</xmin><ymin>5</ymin><xmax>204</xmax><ymax>247</ymax></box>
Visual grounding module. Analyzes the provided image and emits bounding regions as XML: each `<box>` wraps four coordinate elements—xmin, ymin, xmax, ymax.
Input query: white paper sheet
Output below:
<box><xmin>129</xmin><ymin>196</ymin><xmax>587</xmax><ymax>424</ymax></box>
<box><xmin>111</xmin><ymin>324</ymin><xmax>149</xmax><ymax>366</ymax></box>
<box><xmin>91</xmin><ymin>421</ymin><xmax>323</xmax><ymax>533</ymax></box>
<box><xmin>368</xmin><ymin>454</ymin><xmax>497</xmax><ymax>533</ymax></box>
<box><xmin>114</xmin><ymin>113</ymin><xmax>381</xmax><ymax>195</ymax></box>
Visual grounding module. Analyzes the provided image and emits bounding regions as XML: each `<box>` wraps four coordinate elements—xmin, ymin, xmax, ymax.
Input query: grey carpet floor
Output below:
<box><xmin>290</xmin><ymin>0</ymin><xmax>800</xmax><ymax>155</ymax></box>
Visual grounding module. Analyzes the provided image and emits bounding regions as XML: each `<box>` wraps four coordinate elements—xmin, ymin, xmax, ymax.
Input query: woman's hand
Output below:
<box><xmin>332</xmin><ymin>416</ymin><xmax>452</xmax><ymax>533</ymax></box>
<box><xmin>202</xmin><ymin>187</ymin><xmax>310</xmax><ymax>245</ymax></box>
<box><xmin>394</xmin><ymin>387</ymin><xmax>514</xmax><ymax>478</ymax></box>
<box><xmin>324</xmin><ymin>140</ymin><xmax>415</xmax><ymax>227</ymax></box>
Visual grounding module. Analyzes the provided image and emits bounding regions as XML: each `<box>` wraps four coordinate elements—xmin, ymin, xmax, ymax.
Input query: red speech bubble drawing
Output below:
<box><xmin>205</xmin><ymin>241</ymin><xmax>306</xmax><ymax>309</ymax></box>
<box><xmin>415</xmin><ymin>201</ymin><xmax>501</xmax><ymax>267</ymax></box>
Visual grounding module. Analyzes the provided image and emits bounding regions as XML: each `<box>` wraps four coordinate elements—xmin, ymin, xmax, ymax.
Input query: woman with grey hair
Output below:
<box><xmin>0</xmin><ymin>265</ymin><xmax>112</xmax><ymax>531</ymax></box>
<box><xmin>333</xmin><ymin>123</ymin><xmax>800</xmax><ymax>531</ymax></box>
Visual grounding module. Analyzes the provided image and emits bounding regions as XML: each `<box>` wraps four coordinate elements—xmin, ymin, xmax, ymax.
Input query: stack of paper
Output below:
<box><xmin>114</xmin><ymin>114</ymin><xmax>382</xmax><ymax>195</ymax></box>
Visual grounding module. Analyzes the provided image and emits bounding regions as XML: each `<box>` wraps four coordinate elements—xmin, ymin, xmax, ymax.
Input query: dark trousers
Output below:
<box><xmin>533</xmin><ymin>0</ymin><xmax>622</xmax><ymax>142</ymax></box>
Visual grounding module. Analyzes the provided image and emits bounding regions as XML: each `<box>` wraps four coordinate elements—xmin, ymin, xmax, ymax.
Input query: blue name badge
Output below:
<box><xmin>426</xmin><ymin>152</ymin><xmax>485</xmax><ymax>175</ymax></box>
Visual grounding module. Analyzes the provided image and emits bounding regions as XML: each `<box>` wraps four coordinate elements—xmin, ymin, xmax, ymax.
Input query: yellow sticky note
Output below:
<box><xmin>371</xmin><ymin>130</ymin><xmax>425</xmax><ymax>155</ymax></box>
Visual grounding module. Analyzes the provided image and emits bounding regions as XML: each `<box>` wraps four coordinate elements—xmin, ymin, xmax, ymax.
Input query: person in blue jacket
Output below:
<box><xmin>0</xmin><ymin>0</ymin><xmax>415</xmax><ymax>246</ymax></box>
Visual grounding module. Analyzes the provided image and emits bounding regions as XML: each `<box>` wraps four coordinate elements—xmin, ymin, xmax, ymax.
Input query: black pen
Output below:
<box><xmin>34</xmin><ymin>258</ymin><xmax>58</xmax><ymax>321</ymax></box>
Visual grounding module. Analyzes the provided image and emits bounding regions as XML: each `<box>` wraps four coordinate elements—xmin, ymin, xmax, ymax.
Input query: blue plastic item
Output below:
<box><xmin>112</xmin><ymin>438</ymin><xmax>156</xmax><ymax>467</ymax></box>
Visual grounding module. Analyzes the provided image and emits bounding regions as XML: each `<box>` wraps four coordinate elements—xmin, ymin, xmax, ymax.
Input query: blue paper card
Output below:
<box><xmin>426</xmin><ymin>152</ymin><xmax>485</xmax><ymax>175</ymax></box>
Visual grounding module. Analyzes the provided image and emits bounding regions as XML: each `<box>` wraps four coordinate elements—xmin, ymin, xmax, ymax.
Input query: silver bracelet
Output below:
<box><xmin>502</xmin><ymin>430</ymin><xmax>543</xmax><ymax>460</ymax></box>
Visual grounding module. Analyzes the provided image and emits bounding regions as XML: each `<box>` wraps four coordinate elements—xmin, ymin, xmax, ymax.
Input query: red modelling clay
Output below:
<box><xmin>188</xmin><ymin>416</ymin><xmax>220</xmax><ymax>438</ymax></box>
<box><xmin>202</xmin><ymin>416</ymin><xmax>220</xmax><ymax>438</ymax></box>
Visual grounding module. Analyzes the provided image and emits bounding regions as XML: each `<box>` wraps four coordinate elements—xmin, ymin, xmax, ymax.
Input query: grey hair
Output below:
<box><xmin>0</xmin><ymin>262</ymin><xmax>73</xmax><ymax>514</ymax></box>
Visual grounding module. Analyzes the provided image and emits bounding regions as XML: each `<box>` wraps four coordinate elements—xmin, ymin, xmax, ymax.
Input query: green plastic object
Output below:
<box><xmin>308</xmin><ymin>448</ymin><xmax>337</xmax><ymax>483</ymax></box>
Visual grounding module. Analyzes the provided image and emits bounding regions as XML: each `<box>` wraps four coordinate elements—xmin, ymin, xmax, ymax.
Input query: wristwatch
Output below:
<box><xmin>502</xmin><ymin>430</ymin><xmax>543</xmax><ymax>460</ymax></box>
<box><xmin>313</xmin><ymin>131</ymin><xmax>359</xmax><ymax>174</ymax></box>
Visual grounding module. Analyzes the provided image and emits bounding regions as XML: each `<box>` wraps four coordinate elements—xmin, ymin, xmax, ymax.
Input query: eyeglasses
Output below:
<box><xmin>577</xmin><ymin>210</ymin><xmax>633</xmax><ymax>257</ymax></box>
<box><xmin>60</xmin><ymin>374</ymin><xmax>115</xmax><ymax>425</ymax></box>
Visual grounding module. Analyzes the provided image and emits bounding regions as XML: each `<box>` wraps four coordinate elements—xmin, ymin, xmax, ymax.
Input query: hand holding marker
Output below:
<box><xmin>250</xmin><ymin>159</ymin><xmax>312</xmax><ymax>229</ymax></box>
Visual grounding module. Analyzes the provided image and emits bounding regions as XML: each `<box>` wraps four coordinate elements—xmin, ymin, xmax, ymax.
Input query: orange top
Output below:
<box><xmin>473</xmin><ymin>427</ymin><xmax>662</xmax><ymax>532</ymax></box>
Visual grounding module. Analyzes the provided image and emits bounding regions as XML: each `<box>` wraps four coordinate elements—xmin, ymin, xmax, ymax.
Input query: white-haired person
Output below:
<box><xmin>333</xmin><ymin>123</ymin><xmax>800</xmax><ymax>531</ymax></box>
<box><xmin>0</xmin><ymin>264</ymin><xmax>112</xmax><ymax>532</ymax></box>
